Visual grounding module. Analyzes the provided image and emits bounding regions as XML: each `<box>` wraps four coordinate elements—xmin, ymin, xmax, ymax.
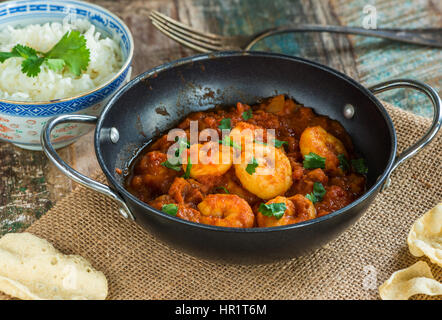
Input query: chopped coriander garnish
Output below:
<box><xmin>313</xmin><ymin>182</ymin><xmax>326</xmax><ymax>200</ymax></box>
<box><xmin>175</xmin><ymin>135</ymin><xmax>190</xmax><ymax>146</ymax></box>
<box><xmin>163</xmin><ymin>137</ymin><xmax>190</xmax><ymax>172</ymax></box>
<box><xmin>0</xmin><ymin>31</ymin><xmax>90</xmax><ymax>77</ymax></box>
<box><xmin>174</xmin><ymin>137</ymin><xmax>190</xmax><ymax>157</ymax></box>
<box><xmin>338</xmin><ymin>154</ymin><xmax>350</xmax><ymax>172</ymax></box>
<box><xmin>254</xmin><ymin>138</ymin><xmax>287</xmax><ymax>148</ymax></box>
<box><xmin>242</xmin><ymin>109</ymin><xmax>253</xmax><ymax>120</ymax></box>
<box><xmin>246</xmin><ymin>157</ymin><xmax>259</xmax><ymax>175</ymax></box>
<box><xmin>45</xmin><ymin>31</ymin><xmax>90</xmax><ymax>76</ymax></box>
<box><xmin>183</xmin><ymin>156</ymin><xmax>192</xmax><ymax>179</ymax></box>
<box><xmin>215</xmin><ymin>186</ymin><xmax>230</xmax><ymax>194</ymax></box>
<box><xmin>218</xmin><ymin>118</ymin><xmax>232</xmax><ymax>130</ymax></box>
<box><xmin>272</xmin><ymin>139</ymin><xmax>288</xmax><ymax>148</ymax></box>
<box><xmin>305</xmin><ymin>182</ymin><xmax>326</xmax><ymax>204</ymax></box>
<box><xmin>219</xmin><ymin>135</ymin><xmax>241</xmax><ymax>150</ymax></box>
<box><xmin>254</xmin><ymin>139</ymin><xmax>267</xmax><ymax>145</ymax></box>
<box><xmin>161</xmin><ymin>160</ymin><xmax>182</xmax><ymax>171</ymax></box>
<box><xmin>351</xmin><ymin>158</ymin><xmax>368</xmax><ymax>174</ymax></box>
<box><xmin>303</xmin><ymin>152</ymin><xmax>326</xmax><ymax>169</ymax></box>
<box><xmin>305</xmin><ymin>193</ymin><xmax>316</xmax><ymax>203</ymax></box>
<box><xmin>258</xmin><ymin>202</ymin><xmax>287</xmax><ymax>219</ymax></box>
<box><xmin>162</xmin><ymin>204</ymin><xmax>178</xmax><ymax>216</ymax></box>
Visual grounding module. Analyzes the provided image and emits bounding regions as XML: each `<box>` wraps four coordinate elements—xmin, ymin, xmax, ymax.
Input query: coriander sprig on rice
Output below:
<box><xmin>0</xmin><ymin>30</ymin><xmax>90</xmax><ymax>77</ymax></box>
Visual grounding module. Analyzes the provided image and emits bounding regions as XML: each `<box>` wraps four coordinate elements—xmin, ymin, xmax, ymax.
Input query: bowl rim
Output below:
<box><xmin>96</xmin><ymin>50</ymin><xmax>397</xmax><ymax>234</ymax></box>
<box><xmin>0</xmin><ymin>0</ymin><xmax>134</xmax><ymax>105</ymax></box>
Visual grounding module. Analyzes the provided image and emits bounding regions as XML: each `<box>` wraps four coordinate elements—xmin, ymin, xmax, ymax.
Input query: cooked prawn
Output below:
<box><xmin>299</xmin><ymin>126</ymin><xmax>348</xmax><ymax>173</ymax></box>
<box><xmin>256</xmin><ymin>194</ymin><xmax>316</xmax><ymax>227</ymax></box>
<box><xmin>197</xmin><ymin>194</ymin><xmax>255</xmax><ymax>228</ymax></box>
<box><xmin>220</xmin><ymin>170</ymin><xmax>261</xmax><ymax>205</ymax></box>
<box><xmin>234</xmin><ymin>143</ymin><xmax>292</xmax><ymax>199</ymax></box>
<box><xmin>182</xmin><ymin>141</ymin><xmax>232</xmax><ymax>178</ymax></box>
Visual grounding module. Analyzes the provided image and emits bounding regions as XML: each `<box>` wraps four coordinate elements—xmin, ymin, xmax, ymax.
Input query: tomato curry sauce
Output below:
<box><xmin>125</xmin><ymin>95</ymin><xmax>367</xmax><ymax>228</ymax></box>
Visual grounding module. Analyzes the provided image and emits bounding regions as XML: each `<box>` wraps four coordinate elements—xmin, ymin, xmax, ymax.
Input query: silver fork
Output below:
<box><xmin>150</xmin><ymin>10</ymin><xmax>442</xmax><ymax>52</ymax></box>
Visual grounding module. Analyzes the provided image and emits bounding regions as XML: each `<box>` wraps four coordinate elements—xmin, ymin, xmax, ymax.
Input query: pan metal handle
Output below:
<box><xmin>369</xmin><ymin>79</ymin><xmax>442</xmax><ymax>190</ymax></box>
<box><xmin>41</xmin><ymin>114</ymin><xmax>134</xmax><ymax>220</ymax></box>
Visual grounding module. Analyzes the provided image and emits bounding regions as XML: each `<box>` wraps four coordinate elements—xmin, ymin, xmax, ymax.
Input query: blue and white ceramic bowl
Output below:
<box><xmin>0</xmin><ymin>0</ymin><xmax>133</xmax><ymax>150</ymax></box>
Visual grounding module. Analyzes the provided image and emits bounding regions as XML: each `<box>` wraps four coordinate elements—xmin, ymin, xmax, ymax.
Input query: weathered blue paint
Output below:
<box><xmin>197</xmin><ymin>0</ymin><xmax>440</xmax><ymax>117</ymax></box>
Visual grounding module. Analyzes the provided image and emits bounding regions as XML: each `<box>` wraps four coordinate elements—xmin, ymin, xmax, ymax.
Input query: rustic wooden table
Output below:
<box><xmin>0</xmin><ymin>0</ymin><xmax>441</xmax><ymax>235</ymax></box>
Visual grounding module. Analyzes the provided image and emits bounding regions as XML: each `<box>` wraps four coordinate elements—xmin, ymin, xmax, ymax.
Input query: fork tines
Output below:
<box><xmin>149</xmin><ymin>10</ymin><xmax>224</xmax><ymax>52</ymax></box>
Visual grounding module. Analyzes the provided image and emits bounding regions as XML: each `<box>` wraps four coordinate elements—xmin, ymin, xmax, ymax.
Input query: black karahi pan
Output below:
<box><xmin>42</xmin><ymin>52</ymin><xmax>441</xmax><ymax>264</ymax></box>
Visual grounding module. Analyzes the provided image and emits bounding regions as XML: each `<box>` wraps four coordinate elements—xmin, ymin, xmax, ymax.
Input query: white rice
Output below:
<box><xmin>0</xmin><ymin>19</ymin><xmax>123</xmax><ymax>102</ymax></box>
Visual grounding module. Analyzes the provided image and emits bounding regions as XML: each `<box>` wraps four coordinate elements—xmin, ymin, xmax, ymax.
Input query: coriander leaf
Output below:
<box><xmin>246</xmin><ymin>157</ymin><xmax>259</xmax><ymax>175</ymax></box>
<box><xmin>338</xmin><ymin>154</ymin><xmax>350</xmax><ymax>171</ymax></box>
<box><xmin>162</xmin><ymin>204</ymin><xmax>178</xmax><ymax>216</ymax></box>
<box><xmin>242</xmin><ymin>109</ymin><xmax>253</xmax><ymax>120</ymax></box>
<box><xmin>175</xmin><ymin>135</ymin><xmax>190</xmax><ymax>147</ymax></box>
<box><xmin>259</xmin><ymin>202</ymin><xmax>287</xmax><ymax>219</ymax></box>
<box><xmin>46</xmin><ymin>58</ymin><xmax>66</xmax><ymax>72</ymax></box>
<box><xmin>230</xmin><ymin>140</ymin><xmax>242</xmax><ymax>150</ymax></box>
<box><xmin>0</xmin><ymin>50</ymin><xmax>20</xmax><ymax>62</ymax></box>
<box><xmin>215</xmin><ymin>186</ymin><xmax>230</xmax><ymax>194</ymax></box>
<box><xmin>161</xmin><ymin>160</ymin><xmax>182</xmax><ymax>172</ymax></box>
<box><xmin>3</xmin><ymin>45</ymin><xmax>44</xmax><ymax>77</ymax></box>
<box><xmin>306</xmin><ymin>182</ymin><xmax>326</xmax><ymax>204</ymax></box>
<box><xmin>219</xmin><ymin>135</ymin><xmax>241</xmax><ymax>150</ymax></box>
<box><xmin>351</xmin><ymin>158</ymin><xmax>368</xmax><ymax>174</ymax></box>
<box><xmin>45</xmin><ymin>30</ymin><xmax>90</xmax><ymax>76</ymax></box>
<box><xmin>21</xmin><ymin>56</ymin><xmax>45</xmax><ymax>77</ymax></box>
<box><xmin>272</xmin><ymin>139</ymin><xmax>288</xmax><ymax>148</ymax></box>
<box><xmin>13</xmin><ymin>44</ymin><xmax>38</xmax><ymax>59</ymax></box>
<box><xmin>254</xmin><ymin>139</ymin><xmax>267</xmax><ymax>145</ymax></box>
<box><xmin>303</xmin><ymin>152</ymin><xmax>326</xmax><ymax>169</ymax></box>
<box><xmin>312</xmin><ymin>182</ymin><xmax>326</xmax><ymax>201</ymax></box>
<box><xmin>218</xmin><ymin>118</ymin><xmax>231</xmax><ymax>131</ymax></box>
<box><xmin>183</xmin><ymin>156</ymin><xmax>192</xmax><ymax>179</ymax></box>
<box><xmin>0</xmin><ymin>32</ymin><xmax>90</xmax><ymax>78</ymax></box>
<box><xmin>174</xmin><ymin>137</ymin><xmax>190</xmax><ymax>158</ymax></box>
<box><xmin>164</xmin><ymin>138</ymin><xmax>190</xmax><ymax>172</ymax></box>
<box><xmin>305</xmin><ymin>193</ymin><xmax>316</xmax><ymax>203</ymax></box>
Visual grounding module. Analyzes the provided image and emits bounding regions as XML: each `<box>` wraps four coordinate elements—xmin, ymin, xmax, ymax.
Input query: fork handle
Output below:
<box><xmin>245</xmin><ymin>25</ymin><xmax>442</xmax><ymax>49</ymax></box>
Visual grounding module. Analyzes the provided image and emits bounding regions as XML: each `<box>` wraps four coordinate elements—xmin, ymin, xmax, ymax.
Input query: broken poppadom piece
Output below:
<box><xmin>0</xmin><ymin>232</ymin><xmax>108</xmax><ymax>300</ymax></box>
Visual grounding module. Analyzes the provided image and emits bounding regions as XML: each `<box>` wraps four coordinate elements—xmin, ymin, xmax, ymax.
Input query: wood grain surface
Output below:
<box><xmin>0</xmin><ymin>0</ymin><xmax>441</xmax><ymax>234</ymax></box>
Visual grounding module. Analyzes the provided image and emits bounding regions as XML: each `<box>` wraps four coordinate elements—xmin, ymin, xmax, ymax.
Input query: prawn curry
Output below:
<box><xmin>125</xmin><ymin>95</ymin><xmax>368</xmax><ymax>228</ymax></box>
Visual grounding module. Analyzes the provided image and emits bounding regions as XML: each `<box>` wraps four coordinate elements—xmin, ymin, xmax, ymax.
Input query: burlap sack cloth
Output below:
<box><xmin>1</xmin><ymin>102</ymin><xmax>441</xmax><ymax>300</ymax></box>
